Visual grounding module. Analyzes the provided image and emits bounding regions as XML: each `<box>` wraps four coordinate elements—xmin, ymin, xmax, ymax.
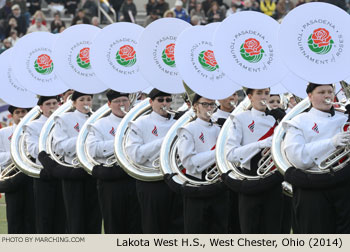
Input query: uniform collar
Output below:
<box><xmin>216</xmin><ymin>108</ymin><xmax>231</xmax><ymax>118</ymax></box>
<box><xmin>150</xmin><ymin>111</ymin><xmax>170</xmax><ymax>122</ymax></box>
<box><xmin>196</xmin><ymin>117</ymin><xmax>212</xmax><ymax>127</ymax></box>
<box><xmin>109</xmin><ymin>113</ymin><xmax>123</xmax><ymax>123</ymax></box>
<box><xmin>38</xmin><ymin>115</ymin><xmax>48</xmax><ymax>122</ymax></box>
<box><xmin>309</xmin><ymin>107</ymin><xmax>333</xmax><ymax>118</ymax></box>
<box><xmin>74</xmin><ymin>109</ymin><xmax>90</xmax><ymax>119</ymax></box>
<box><xmin>251</xmin><ymin>107</ymin><xmax>266</xmax><ymax>117</ymax></box>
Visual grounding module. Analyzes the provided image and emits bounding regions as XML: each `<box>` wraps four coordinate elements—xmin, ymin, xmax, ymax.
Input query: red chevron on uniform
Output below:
<box><xmin>152</xmin><ymin>126</ymin><xmax>158</xmax><ymax>136</ymax></box>
<box><xmin>74</xmin><ymin>123</ymin><xmax>80</xmax><ymax>132</ymax></box>
<box><xmin>199</xmin><ymin>132</ymin><xmax>205</xmax><ymax>143</ymax></box>
<box><xmin>248</xmin><ymin>120</ymin><xmax>255</xmax><ymax>132</ymax></box>
<box><xmin>312</xmin><ymin>123</ymin><xmax>319</xmax><ymax>133</ymax></box>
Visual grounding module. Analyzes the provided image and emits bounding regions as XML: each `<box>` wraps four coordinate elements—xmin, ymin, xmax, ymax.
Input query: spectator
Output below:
<box><xmin>190</xmin><ymin>14</ymin><xmax>200</xmax><ymax>25</ymax></box>
<box><xmin>201</xmin><ymin>0</ymin><xmax>213</xmax><ymax>15</ymax></box>
<box><xmin>163</xmin><ymin>9</ymin><xmax>175</xmax><ymax>17</ymax></box>
<box><xmin>242</xmin><ymin>0</ymin><xmax>259</xmax><ymax>11</ymax></box>
<box><xmin>146</xmin><ymin>0</ymin><xmax>157</xmax><ymax>16</ymax></box>
<box><xmin>155</xmin><ymin>0</ymin><xmax>169</xmax><ymax>17</ymax></box>
<box><xmin>259</xmin><ymin>0</ymin><xmax>276</xmax><ymax>17</ymax></box>
<box><xmin>71</xmin><ymin>8</ymin><xmax>90</xmax><ymax>25</ymax></box>
<box><xmin>110</xmin><ymin>0</ymin><xmax>124</xmax><ymax>21</ymax></box>
<box><xmin>120</xmin><ymin>0</ymin><xmax>137</xmax><ymax>23</ymax></box>
<box><xmin>83</xmin><ymin>0</ymin><xmax>98</xmax><ymax>19</ymax></box>
<box><xmin>144</xmin><ymin>9</ymin><xmax>159</xmax><ymax>26</ymax></box>
<box><xmin>46</xmin><ymin>0</ymin><xmax>65</xmax><ymax>16</ymax></box>
<box><xmin>190</xmin><ymin>2</ymin><xmax>207</xmax><ymax>24</ymax></box>
<box><xmin>7</xmin><ymin>29</ymin><xmax>19</xmax><ymax>46</ymax></box>
<box><xmin>233</xmin><ymin>0</ymin><xmax>244</xmax><ymax>8</ymax></box>
<box><xmin>50</xmin><ymin>12</ymin><xmax>65</xmax><ymax>33</ymax></box>
<box><xmin>12</xmin><ymin>0</ymin><xmax>30</xmax><ymax>26</ymax></box>
<box><xmin>0</xmin><ymin>0</ymin><xmax>12</xmax><ymax>22</ymax></box>
<box><xmin>27</xmin><ymin>17</ymin><xmax>49</xmax><ymax>33</ymax></box>
<box><xmin>276</xmin><ymin>0</ymin><xmax>295</xmax><ymax>20</ymax></box>
<box><xmin>91</xmin><ymin>16</ymin><xmax>100</xmax><ymax>27</ymax></box>
<box><xmin>207</xmin><ymin>1</ymin><xmax>224</xmax><ymax>23</ymax></box>
<box><xmin>171</xmin><ymin>0</ymin><xmax>190</xmax><ymax>23</ymax></box>
<box><xmin>7</xmin><ymin>4</ymin><xmax>27</xmax><ymax>37</ymax></box>
<box><xmin>27</xmin><ymin>0</ymin><xmax>41</xmax><ymax>16</ymax></box>
<box><xmin>188</xmin><ymin>0</ymin><xmax>197</xmax><ymax>13</ymax></box>
<box><xmin>31</xmin><ymin>10</ymin><xmax>47</xmax><ymax>26</ymax></box>
<box><xmin>0</xmin><ymin>37</ymin><xmax>11</xmax><ymax>54</ymax></box>
<box><xmin>5</xmin><ymin>17</ymin><xmax>17</xmax><ymax>37</ymax></box>
<box><xmin>65</xmin><ymin>0</ymin><xmax>79</xmax><ymax>16</ymax></box>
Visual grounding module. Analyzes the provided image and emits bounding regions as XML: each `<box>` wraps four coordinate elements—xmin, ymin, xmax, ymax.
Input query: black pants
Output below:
<box><xmin>228</xmin><ymin>190</ymin><xmax>241</xmax><ymax>233</ymax></box>
<box><xmin>280</xmin><ymin>194</ymin><xmax>293</xmax><ymax>234</ymax></box>
<box><xmin>5</xmin><ymin>175</ymin><xmax>36</xmax><ymax>234</ymax></box>
<box><xmin>238</xmin><ymin>183</ymin><xmax>283</xmax><ymax>233</ymax></box>
<box><xmin>97</xmin><ymin>178</ymin><xmax>141</xmax><ymax>233</ymax></box>
<box><xmin>62</xmin><ymin>175</ymin><xmax>102</xmax><ymax>233</ymax></box>
<box><xmin>33</xmin><ymin>178</ymin><xmax>66</xmax><ymax>233</ymax></box>
<box><xmin>183</xmin><ymin>190</ymin><xmax>229</xmax><ymax>234</ymax></box>
<box><xmin>136</xmin><ymin>180</ymin><xmax>184</xmax><ymax>234</ymax></box>
<box><xmin>293</xmin><ymin>180</ymin><xmax>350</xmax><ymax>233</ymax></box>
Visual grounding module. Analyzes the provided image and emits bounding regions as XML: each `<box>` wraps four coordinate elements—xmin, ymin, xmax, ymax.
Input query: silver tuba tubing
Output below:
<box><xmin>271</xmin><ymin>97</ymin><xmax>311</xmax><ymax>175</ymax></box>
<box><xmin>76</xmin><ymin>103</ymin><xmax>111</xmax><ymax>174</ymax></box>
<box><xmin>38</xmin><ymin>99</ymin><xmax>75</xmax><ymax>168</ymax></box>
<box><xmin>159</xmin><ymin>108</ymin><xmax>216</xmax><ymax>186</ymax></box>
<box><xmin>114</xmin><ymin>98</ymin><xmax>163</xmax><ymax>181</ymax></box>
<box><xmin>10</xmin><ymin>106</ymin><xmax>43</xmax><ymax>178</ymax></box>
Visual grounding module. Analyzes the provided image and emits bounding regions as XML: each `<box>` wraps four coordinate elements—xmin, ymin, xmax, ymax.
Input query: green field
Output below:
<box><xmin>0</xmin><ymin>194</ymin><xmax>7</xmax><ymax>234</ymax></box>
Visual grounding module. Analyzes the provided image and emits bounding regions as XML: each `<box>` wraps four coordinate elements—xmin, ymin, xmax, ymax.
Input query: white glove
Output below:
<box><xmin>331</xmin><ymin>132</ymin><xmax>350</xmax><ymax>147</ymax></box>
<box><xmin>258</xmin><ymin>136</ymin><xmax>272</xmax><ymax>149</ymax></box>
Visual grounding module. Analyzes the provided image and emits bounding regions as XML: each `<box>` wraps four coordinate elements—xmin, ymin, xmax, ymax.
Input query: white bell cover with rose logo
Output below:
<box><xmin>137</xmin><ymin>18</ymin><xmax>191</xmax><ymax>94</ymax></box>
<box><xmin>213</xmin><ymin>11</ymin><xmax>288</xmax><ymax>89</ymax></box>
<box><xmin>278</xmin><ymin>2</ymin><xmax>350</xmax><ymax>84</ymax></box>
<box><xmin>175</xmin><ymin>23</ymin><xmax>241</xmax><ymax>100</ymax></box>
<box><xmin>0</xmin><ymin>49</ymin><xmax>38</xmax><ymax>107</ymax></box>
<box><xmin>90</xmin><ymin>22</ymin><xmax>150</xmax><ymax>93</ymax></box>
<box><xmin>9</xmin><ymin>32</ymin><xmax>68</xmax><ymax>96</ymax></box>
<box><xmin>52</xmin><ymin>24</ymin><xmax>107</xmax><ymax>94</ymax></box>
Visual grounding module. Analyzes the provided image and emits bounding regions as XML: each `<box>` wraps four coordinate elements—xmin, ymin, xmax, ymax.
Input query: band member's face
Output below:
<box><xmin>62</xmin><ymin>90</ymin><xmax>74</xmax><ymax>103</ymax></box>
<box><xmin>12</xmin><ymin>108</ymin><xmax>27</xmax><ymax>124</ymax></box>
<box><xmin>150</xmin><ymin>96</ymin><xmax>172</xmax><ymax>117</ymax></box>
<box><xmin>109</xmin><ymin>96</ymin><xmax>130</xmax><ymax>118</ymax></box>
<box><xmin>268</xmin><ymin>95</ymin><xmax>281</xmax><ymax>110</ymax></box>
<box><xmin>248</xmin><ymin>88</ymin><xmax>270</xmax><ymax>112</ymax></box>
<box><xmin>194</xmin><ymin>97</ymin><xmax>217</xmax><ymax>122</ymax></box>
<box><xmin>308</xmin><ymin>85</ymin><xmax>334</xmax><ymax>112</ymax></box>
<box><xmin>40</xmin><ymin>99</ymin><xmax>59</xmax><ymax>118</ymax></box>
<box><xmin>288</xmin><ymin>97</ymin><xmax>297</xmax><ymax>108</ymax></box>
<box><xmin>73</xmin><ymin>95</ymin><xmax>92</xmax><ymax>114</ymax></box>
<box><xmin>218</xmin><ymin>93</ymin><xmax>238</xmax><ymax>112</ymax></box>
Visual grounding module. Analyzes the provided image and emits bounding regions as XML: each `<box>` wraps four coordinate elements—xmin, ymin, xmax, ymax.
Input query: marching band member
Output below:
<box><xmin>212</xmin><ymin>92</ymin><xmax>239</xmax><ymax>126</ymax></box>
<box><xmin>0</xmin><ymin>106</ymin><xmax>36</xmax><ymax>233</ymax></box>
<box><xmin>86</xmin><ymin>90</ymin><xmax>141</xmax><ymax>234</ymax></box>
<box><xmin>267</xmin><ymin>94</ymin><xmax>282</xmax><ymax>110</ymax></box>
<box><xmin>225</xmin><ymin>88</ymin><xmax>284</xmax><ymax>233</ymax></box>
<box><xmin>125</xmin><ymin>88</ymin><xmax>183</xmax><ymax>234</ymax></box>
<box><xmin>23</xmin><ymin>96</ymin><xmax>66</xmax><ymax>234</ymax></box>
<box><xmin>211</xmin><ymin>92</ymin><xmax>241</xmax><ymax>234</ymax></box>
<box><xmin>177</xmin><ymin>93</ymin><xmax>229</xmax><ymax>233</ymax></box>
<box><xmin>52</xmin><ymin>91</ymin><xmax>102</xmax><ymax>233</ymax></box>
<box><xmin>283</xmin><ymin>83</ymin><xmax>350</xmax><ymax>233</ymax></box>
